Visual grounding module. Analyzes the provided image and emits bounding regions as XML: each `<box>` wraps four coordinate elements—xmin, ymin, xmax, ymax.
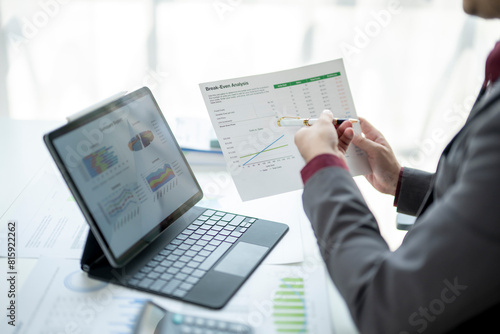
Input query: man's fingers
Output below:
<box><xmin>358</xmin><ymin>117</ymin><xmax>384</xmax><ymax>142</ymax></box>
<box><xmin>352</xmin><ymin>131</ymin><xmax>379</xmax><ymax>153</ymax></box>
<box><xmin>338</xmin><ymin>127</ymin><xmax>354</xmax><ymax>152</ymax></box>
<box><xmin>318</xmin><ymin>109</ymin><xmax>334</xmax><ymax>125</ymax></box>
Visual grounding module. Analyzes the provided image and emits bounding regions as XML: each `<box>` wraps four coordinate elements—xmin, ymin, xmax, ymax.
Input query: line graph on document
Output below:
<box><xmin>225</xmin><ymin>131</ymin><xmax>298</xmax><ymax>170</ymax></box>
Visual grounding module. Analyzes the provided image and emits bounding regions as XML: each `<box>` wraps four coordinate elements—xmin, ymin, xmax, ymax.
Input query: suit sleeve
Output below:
<box><xmin>396</xmin><ymin>167</ymin><xmax>434</xmax><ymax>216</ymax></box>
<box><xmin>302</xmin><ymin>109</ymin><xmax>500</xmax><ymax>333</ymax></box>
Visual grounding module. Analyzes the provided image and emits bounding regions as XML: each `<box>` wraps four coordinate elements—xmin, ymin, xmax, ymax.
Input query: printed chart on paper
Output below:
<box><xmin>200</xmin><ymin>59</ymin><xmax>370</xmax><ymax>201</ymax></box>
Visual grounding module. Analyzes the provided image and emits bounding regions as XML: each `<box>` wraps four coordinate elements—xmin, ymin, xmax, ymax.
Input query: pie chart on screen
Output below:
<box><xmin>128</xmin><ymin>130</ymin><xmax>154</xmax><ymax>151</ymax></box>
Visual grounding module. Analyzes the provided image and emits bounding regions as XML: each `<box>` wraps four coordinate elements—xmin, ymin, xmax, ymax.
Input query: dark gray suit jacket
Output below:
<box><xmin>302</xmin><ymin>82</ymin><xmax>500</xmax><ymax>333</ymax></box>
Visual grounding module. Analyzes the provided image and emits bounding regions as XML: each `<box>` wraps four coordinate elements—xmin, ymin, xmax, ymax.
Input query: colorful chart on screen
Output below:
<box><xmin>128</xmin><ymin>130</ymin><xmax>154</xmax><ymax>151</ymax></box>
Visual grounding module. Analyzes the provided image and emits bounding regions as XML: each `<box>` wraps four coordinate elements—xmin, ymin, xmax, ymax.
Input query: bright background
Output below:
<box><xmin>1</xmin><ymin>0</ymin><xmax>499</xmax><ymax>172</ymax></box>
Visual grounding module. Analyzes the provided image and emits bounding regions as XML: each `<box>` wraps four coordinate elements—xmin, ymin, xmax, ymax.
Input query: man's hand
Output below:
<box><xmin>294</xmin><ymin>110</ymin><xmax>354</xmax><ymax>163</ymax></box>
<box><xmin>352</xmin><ymin>117</ymin><xmax>401</xmax><ymax>196</ymax></box>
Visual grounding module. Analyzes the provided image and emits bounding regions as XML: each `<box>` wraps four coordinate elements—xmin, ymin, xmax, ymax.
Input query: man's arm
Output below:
<box><xmin>297</xmin><ymin>112</ymin><xmax>500</xmax><ymax>333</ymax></box>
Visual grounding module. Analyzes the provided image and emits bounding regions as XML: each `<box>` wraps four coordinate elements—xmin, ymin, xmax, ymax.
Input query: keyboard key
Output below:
<box><xmin>173</xmin><ymin>289</ymin><xmax>188</xmax><ymax>298</ymax></box>
<box><xmin>160</xmin><ymin>259</ymin><xmax>173</xmax><ymax>268</ymax></box>
<box><xmin>221</xmin><ymin>213</ymin><xmax>235</xmax><ymax>222</ymax></box>
<box><xmin>173</xmin><ymin>261</ymin><xmax>185</xmax><ymax>268</ymax></box>
<box><xmin>183</xmin><ymin>238</ymin><xmax>197</xmax><ymax>245</ymax></box>
<box><xmin>216</xmin><ymin>220</ymin><xmax>228</xmax><ymax>227</ymax></box>
<box><xmin>204</xmin><ymin>245</ymin><xmax>216</xmax><ymax>252</ymax></box>
<box><xmin>128</xmin><ymin>278</ymin><xmax>140</xmax><ymax>286</ymax></box>
<box><xmin>153</xmin><ymin>266</ymin><xmax>165</xmax><ymax>273</ymax></box>
<box><xmin>184</xmin><ymin>250</ymin><xmax>197</xmax><ymax>257</ymax></box>
<box><xmin>178</xmin><ymin>244</ymin><xmax>191</xmax><ymax>251</ymax></box>
<box><xmin>203</xmin><ymin>209</ymin><xmax>216</xmax><ymax>216</ymax></box>
<box><xmin>214</xmin><ymin>234</ymin><xmax>226</xmax><ymax>241</ymax></box>
<box><xmin>248</xmin><ymin>218</ymin><xmax>256</xmax><ymax>223</ymax></box>
<box><xmin>196</xmin><ymin>240</ymin><xmax>208</xmax><ymax>246</ymax></box>
<box><xmin>239</xmin><ymin>227</ymin><xmax>247</xmax><ymax>233</ymax></box>
<box><xmin>181</xmin><ymin>267</ymin><xmax>194</xmax><ymax>275</ymax></box>
<box><xmin>132</xmin><ymin>272</ymin><xmax>146</xmax><ymax>280</ymax></box>
<box><xmin>218</xmin><ymin>230</ymin><xmax>230</xmax><ymax>237</ymax></box>
<box><xmin>179</xmin><ymin>255</ymin><xmax>192</xmax><ymax>262</ymax></box>
<box><xmin>199</xmin><ymin>242</ymin><xmax>232</xmax><ymax>270</ymax></box>
<box><xmin>192</xmin><ymin>255</ymin><xmax>206</xmax><ymax>262</ymax></box>
<box><xmin>167</xmin><ymin>267</ymin><xmax>180</xmax><ymax>274</ymax></box>
<box><xmin>171</xmin><ymin>239</ymin><xmax>182</xmax><ymax>245</ymax></box>
<box><xmin>186</xmin><ymin>276</ymin><xmax>199</xmax><ymax>285</ymax></box>
<box><xmin>211</xmin><ymin>225</ymin><xmax>223</xmax><ymax>231</ymax></box>
<box><xmin>150</xmin><ymin>279</ymin><xmax>167</xmax><ymax>292</ymax></box>
<box><xmin>230</xmin><ymin>231</ymin><xmax>243</xmax><ymax>238</ymax></box>
<box><xmin>201</xmin><ymin>235</ymin><xmax>213</xmax><ymax>241</ymax></box>
<box><xmin>200</xmin><ymin>224</ymin><xmax>211</xmax><ymax>230</ymax></box>
<box><xmin>175</xmin><ymin>272</ymin><xmax>188</xmax><ymax>281</ymax></box>
<box><xmin>186</xmin><ymin>224</ymin><xmax>198</xmax><ymax>230</ymax></box>
<box><xmin>167</xmin><ymin>254</ymin><xmax>180</xmax><ymax>261</ymax></box>
<box><xmin>198</xmin><ymin>250</ymin><xmax>211</xmax><ymax>257</ymax></box>
<box><xmin>166</xmin><ymin>244</ymin><xmax>177</xmax><ymax>251</ymax></box>
<box><xmin>147</xmin><ymin>271</ymin><xmax>161</xmax><ymax>279</ymax></box>
<box><xmin>190</xmin><ymin>245</ymin><xmax>203</xmax><ymax>252</ymax></box>
<box><xmin>186</xmin><ymin>261</ymin><xmax>200</xmax><ymax>269</ymax></box>
<box><xmin>140</xmin><ymin>266</ymin><xmax>153</xmax><ymax>274</ymax></box>
<box><xmin>206</xmin><ymin>230</ymin><xmax>218</xmax><ymax>236</ymax></box>
<box><xmin>159</xmin><ymin>250</ymin><xmax>172</xmax><ymax>256</ymax></box>
<box><xmin>191</xmin><ymin>269</ymin><xmax>207</xmax><ymax>278</ymax></box>
<box><xmin>173</xmin><ymin>249</ymin><xmax>185</xmax><ymax>256</ymax></box>
<box><xmin>214</xmin><ymin>211</ymin><xmax>225</xmax><ymax>216</ymax></box>
<box><xmin>160</xmin><ymin>273</ymin><xmax>174</xmax><ymax>281</ymax></box>
<box><xmin>229</xmin><ymin>215</ymin><xmax>245</xmax><ymax>226</ymax></box>
<box><xmin>206</xmin><ymin>319</ymin><xmax>217</xmax><ymax>329</ymax></box>
<box><xmin>198</xmin><ymin>216</ymin><xmax>210</xmax><ymax>221</ymax></box>
<box><xmin>138</xmin><ymin>278</ymin><xmax>154</xmax><ymax>289</ymax></box>
<box><xmin>146</xmin><ymin>260</ymin><xmax>160</xmax><ymax>267</ymax></box>
<box><xmin>189</xmin><ymin>233</ymin><xmax>202</xmax><ymax>240</ymax></box>
<box><xmin>154</xmin><ymin>254</ymin><xmax>165</xmax><ymax>261</ymax></box>
<box><xmin>225</xmin><ymin>236</ymin><xmax>238</xmax><ymax>244</ymax></box>
<box><xmin>206</xmin><ymin>219</ymin><xmax>218</xmax><ymax>226</ymax></box>
<box><xmin>176</xmin><ymin>234</ymin><xmax>188</xmax><ymax>241</ymax></box>
<box><xmin>209</xmin><ymin>240</ymin><xmax>222</xmax><ymax>246</ymax></box>
<box><xmin>161</xmin><ymin>279</ymin><xmax>182</xmax><ymax>294</ymax></box>
<box><xmin>180</xmin><ymin>282</ymin><xmax>194</xmax><ymax>291</ymax></box>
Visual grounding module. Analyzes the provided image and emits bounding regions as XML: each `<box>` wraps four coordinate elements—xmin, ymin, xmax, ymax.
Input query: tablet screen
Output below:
<box><xmin>48</xmin><ymin>88</ymin><xmax>201</xmax><ymax>265</ymax></box>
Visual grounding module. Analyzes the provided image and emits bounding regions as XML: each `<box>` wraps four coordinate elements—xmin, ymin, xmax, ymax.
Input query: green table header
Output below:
<box><xmin>273</xmin><ymin>72</ymin><xmax>341</xmax><ymax>89</ymax></box>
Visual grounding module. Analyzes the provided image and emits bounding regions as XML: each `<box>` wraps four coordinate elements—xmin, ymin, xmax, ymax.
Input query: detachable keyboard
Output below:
<box><xmin>126</xmin><ymin>209</ymin><xmax>256</xmax><ymax>298</ymax></box>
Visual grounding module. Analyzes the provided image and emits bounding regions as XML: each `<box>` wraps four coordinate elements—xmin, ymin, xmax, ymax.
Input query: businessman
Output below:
<box><xmin>294</xmin><ymin>1</ymin><xmax>500</xmax><ymax>333</ymax></box>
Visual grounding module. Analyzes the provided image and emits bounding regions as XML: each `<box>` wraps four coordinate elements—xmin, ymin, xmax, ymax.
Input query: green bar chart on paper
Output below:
<box><xmin>273</xmin><ymin>277</ymin><xmax>308</xmax><ymax>333</ymax></box>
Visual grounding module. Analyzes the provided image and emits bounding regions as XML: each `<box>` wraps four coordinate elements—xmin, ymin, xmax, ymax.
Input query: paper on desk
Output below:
<box><xmin>0</xmin><ymin>161</ymin><xmax>88</xmax><ymax>259</ymax></box>
<box><xmin>200</xmin><ymin>58</ymin><xmax>370</xmax><ymax>201</ymax></box>
<box><xmin>3</xmin><ymin>258</ymin><xmax>148</xmax><ymax>334</ymax></box>
<box><xmin>174</xmin><ymin>263</ymin><xmax>334</xmax><ymax>334</ymax></box>
<box><xmin>7</xmin><ymin>258</ymin><xmax>333</xmax><ymax>334</ymax></box>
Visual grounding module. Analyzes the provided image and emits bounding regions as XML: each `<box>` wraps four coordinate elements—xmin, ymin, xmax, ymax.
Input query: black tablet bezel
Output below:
<box><xmin>43</xmin><ymin>87</ymin><xmax>203</xmax><ymax>268</ymax></box>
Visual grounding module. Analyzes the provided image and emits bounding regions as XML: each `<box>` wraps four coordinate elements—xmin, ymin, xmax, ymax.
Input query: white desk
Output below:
<box><xmin>0</xmin><ymin>117</ymin><xmax>389</xmax><ymax>333</ymax></box>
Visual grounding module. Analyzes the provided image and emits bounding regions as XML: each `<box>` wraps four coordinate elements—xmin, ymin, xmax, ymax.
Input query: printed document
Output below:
<box><xmin>200</xmin><ymin>59</ymin><xmax>370</xmax><ymax>201</ymax></box>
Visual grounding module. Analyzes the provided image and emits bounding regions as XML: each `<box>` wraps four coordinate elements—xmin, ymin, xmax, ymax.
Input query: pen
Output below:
<box><xmin>277</xmin><ymin>116</ymin><xmax>359</xmax><ymax>127</ymax></box>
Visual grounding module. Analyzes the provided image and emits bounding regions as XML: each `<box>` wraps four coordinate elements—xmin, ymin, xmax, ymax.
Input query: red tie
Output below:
<box><xmin>483</xmin><ymin>41</ymin><xmax>500</xmax><ymax>89</ymax></box>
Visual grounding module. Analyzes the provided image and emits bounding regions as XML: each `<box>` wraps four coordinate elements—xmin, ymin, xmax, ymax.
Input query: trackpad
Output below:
<box><xmin>214</xmin><ymin>242</ymin><xmax>269</xmax><ymax>277</ymax></box>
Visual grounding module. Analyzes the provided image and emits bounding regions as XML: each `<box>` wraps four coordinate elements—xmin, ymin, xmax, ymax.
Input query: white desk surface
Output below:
<box><xmin>0</xmin><ymin>117</ymin><xmax>405</xmax><ymax>333</ymax></box>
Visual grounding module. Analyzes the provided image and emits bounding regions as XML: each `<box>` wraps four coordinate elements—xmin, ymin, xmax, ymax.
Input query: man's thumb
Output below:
<box><xmin>352</xmin><ymin>133</ymin><xmax>377</xmax><ymax>153</ymax></box>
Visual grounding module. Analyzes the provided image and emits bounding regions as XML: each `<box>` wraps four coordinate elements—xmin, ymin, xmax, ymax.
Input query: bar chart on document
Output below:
<box><xmin>200</xmin><ymin>59</ymin><xmax>370</xmax><ymax>201</ymax></box>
